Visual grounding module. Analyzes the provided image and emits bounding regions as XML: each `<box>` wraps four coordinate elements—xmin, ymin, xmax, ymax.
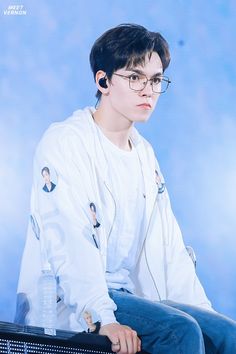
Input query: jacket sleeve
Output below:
<box><xmin>31</xmin><ymin>125</ymin><xmax>117</xmax><ymax>327</ymax></box>
<box><xmin>157</xmin><ymin>167</ymin><xmax>214</xmax><ymax>311</ymax></box>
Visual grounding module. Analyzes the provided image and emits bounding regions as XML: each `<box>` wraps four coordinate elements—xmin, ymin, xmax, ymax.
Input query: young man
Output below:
<box><xmin>15</xmin><ymin>24</ymin><xmax>236</xmax><ymax>353</ymax></box>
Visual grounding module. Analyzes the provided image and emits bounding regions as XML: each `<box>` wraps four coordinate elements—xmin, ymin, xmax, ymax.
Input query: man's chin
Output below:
<box><xmin>133</xmin><ymin>114</ymin><xmax>152</xmax><ymax>123</ymax></box>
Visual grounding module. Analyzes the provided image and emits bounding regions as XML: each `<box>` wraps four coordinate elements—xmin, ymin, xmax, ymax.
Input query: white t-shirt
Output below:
<box><xmin>95</xmin><ymin>124</ymin><xmax>146</xmax><ymax>292</ymax></box>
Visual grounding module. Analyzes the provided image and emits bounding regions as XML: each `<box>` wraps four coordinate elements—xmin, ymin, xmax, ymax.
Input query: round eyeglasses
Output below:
<box><xmin>113</xmin><ymin>72</ymin><xmax>171</xmax><ymax>94</ymax></box>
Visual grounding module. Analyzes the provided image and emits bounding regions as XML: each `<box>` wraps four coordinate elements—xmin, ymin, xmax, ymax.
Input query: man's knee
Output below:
<box><xmin>220</xmin><ymin>318</ymin><xmax>236</xmax><ymax>348</ymax></box>
<box><xmin>150</xmin><ymin>313</ymin><xmax>204</xmax><ymax>353</ymax></box>
<box><xmin>172</xmin><ymin>313</ymin><xmax>203</xmax><ymax>345</ymax></box>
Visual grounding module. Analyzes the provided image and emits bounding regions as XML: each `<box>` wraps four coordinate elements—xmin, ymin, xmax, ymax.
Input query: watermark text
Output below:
<box><xmin>3</xmin><ymin>5</ymin><xmax>27</xmax><ymax>15</ymax></box>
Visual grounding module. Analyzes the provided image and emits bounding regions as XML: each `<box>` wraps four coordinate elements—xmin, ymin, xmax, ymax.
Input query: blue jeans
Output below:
<box><xmin>109</xmin><ymin>289</ymin><xmax>236</xmax><ymax>354</ymax></box>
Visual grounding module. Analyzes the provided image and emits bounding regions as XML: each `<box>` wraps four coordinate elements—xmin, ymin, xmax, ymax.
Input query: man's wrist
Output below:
<box><xmin>99</xmin><ymin>309</ymin><xmax>118</xmax><ymax>327</ymax></box>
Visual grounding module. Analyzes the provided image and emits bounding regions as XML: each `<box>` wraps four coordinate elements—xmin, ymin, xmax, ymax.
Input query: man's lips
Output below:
<box><xmin>137</xmin><ymin>103</ymin><xmax>152</xmax><ymax>109</ymax></box>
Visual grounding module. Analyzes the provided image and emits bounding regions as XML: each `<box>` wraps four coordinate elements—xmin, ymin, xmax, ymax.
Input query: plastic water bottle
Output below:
<box><xmin>38</xmin><ymin>269</ymin><xmax>57</xmax><ymax>336</ymax></box>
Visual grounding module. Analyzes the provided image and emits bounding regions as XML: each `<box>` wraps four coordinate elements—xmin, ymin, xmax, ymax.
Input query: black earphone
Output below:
<box><xmin>98</xmin><ymin>77</ymin><xmax>108</xmax><ymax>88</ymax></box>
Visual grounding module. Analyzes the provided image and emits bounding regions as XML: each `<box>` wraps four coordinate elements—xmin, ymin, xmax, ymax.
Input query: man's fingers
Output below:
<box><xmin>138</xmin><ymin>337</ymin><xmax>142</xmax><ymax>352</ymax></box>
<box><xmin>110</xmin><ymin>334</ymin><xmax>121</xmax><ymax>353</ymax></box>
<box><xmin>130</xmin><ymin>330</ymin><xmax>140</xmax><ymax>353</ymax></box>
<box><xmin>111</xmin><ymin>341</ymin><xmax>121</xmax><ymax>353</ymax></box>
<box><xmin>125</xmin><ymin>329</ymin><xmax>135</xmax><ymax>354</ymax></box>
<box><xmin>100</xmin><ymin>323</ymin><xmax>141</xmax><ymax>354</ymax></box>
<box><xmin>118</xmin><ymin>328</ymin><xmax>139</xmax><ymax>354</ymax></box>
<box><xmin>117</xmin><ymin>330</ymin><xmax>127</xmax><ymax>354</ymax></box>
<box><xmin>135</xmin><ymin>336</ymin><xmax>141</xmax><ymax>352</ymax></box>
<box><xmin>130</xmin><ymin>329</ymin><xmax>141</xmax><ymax>353</ymax></box>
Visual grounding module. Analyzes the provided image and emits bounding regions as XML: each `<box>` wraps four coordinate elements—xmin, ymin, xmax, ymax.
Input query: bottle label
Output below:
<box><xmin>44</xmin><ymin>327</ymin><xmax>56</xmax><ymax>336</ymax></box>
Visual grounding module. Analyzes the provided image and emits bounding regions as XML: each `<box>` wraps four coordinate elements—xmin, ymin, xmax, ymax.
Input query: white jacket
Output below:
<box><xmin>15</xmin><ymin>107</ymin><xmax>213</xmax><ymax>332</ymax></box>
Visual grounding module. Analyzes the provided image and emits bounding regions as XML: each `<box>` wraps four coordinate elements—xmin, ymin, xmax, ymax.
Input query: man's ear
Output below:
<box><xmin>95</xmin><ymin>71</ymin><xmax>110</xmax><ymax>95</ymax></box>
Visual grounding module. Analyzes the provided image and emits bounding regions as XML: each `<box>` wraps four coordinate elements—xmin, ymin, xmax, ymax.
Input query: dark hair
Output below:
<box><xmin>89</xmin><ymin>23</ymin><xmax>170</xmax><ymax>100</ymax></box>
<box><xmin>41</xmin><ymin>166</ymin><xmax>50</xmax><ymax>175</ymax></box>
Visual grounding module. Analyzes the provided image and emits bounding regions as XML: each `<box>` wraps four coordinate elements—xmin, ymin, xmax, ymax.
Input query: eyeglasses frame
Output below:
<box><xmin>113</xmin><ymin>72</ymin><xmax>171</xmax><ymax>94</ymax></box>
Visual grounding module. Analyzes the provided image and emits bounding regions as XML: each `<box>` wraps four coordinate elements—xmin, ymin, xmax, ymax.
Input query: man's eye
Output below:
<box><xmin>129</xmin><ymin>74</ymin><xmax>140</xmax><ymax>82</ymax></box>
<box><xmin>152</xmin><ymin>77</ymin><xmax>162</xmax><ymax>84</ymax></box>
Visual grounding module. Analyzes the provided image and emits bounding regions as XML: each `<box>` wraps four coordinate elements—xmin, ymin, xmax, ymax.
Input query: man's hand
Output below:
<box><xmin>99</xmin><ymin>323</ymin><xmax>141</xmax><ymax>354</ymax></box>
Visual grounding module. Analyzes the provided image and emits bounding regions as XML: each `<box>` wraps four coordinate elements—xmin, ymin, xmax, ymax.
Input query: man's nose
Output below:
<box><xmin>140</xmin><ymin>80</ymin><xmax>153</xmax><ymax>96</ymax></box>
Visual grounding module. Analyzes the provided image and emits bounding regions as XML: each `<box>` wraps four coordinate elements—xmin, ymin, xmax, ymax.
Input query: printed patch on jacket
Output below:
<box><xmin>41</xmin><ymin>166</ymin><xmax>57</xmax><ymax>193</ymax></box>
<box><xmin>81</xmin><ymin>309</ymin><xmax>101</xmax><ymax>334</ymax></box>
<box><xmin>155</xmin><ymin>170</ymin><xmax>165</xmax><ymax>194</ymax></box>
<box><xmin>30</xmin><ymin>214</ymin><xmax>40</xmax><ymax>240</ymax></box>
<box><xmin>89</xmin><ymin>202</ymin><xmax>100</xmax><ymax>228</ymax></box>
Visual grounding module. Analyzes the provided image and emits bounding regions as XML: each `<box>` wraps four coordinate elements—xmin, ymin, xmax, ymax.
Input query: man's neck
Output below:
<box><xmin>93</xmin><ymin>104</ymin><xmax>133</xmax><ymax>151</ymax></box>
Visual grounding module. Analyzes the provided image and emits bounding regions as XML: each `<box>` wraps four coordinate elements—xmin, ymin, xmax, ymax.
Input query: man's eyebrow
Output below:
<box><xmin>125</xmin><ymin>68</ymin><xmax>163</xmax><ymax>76</ymax></box>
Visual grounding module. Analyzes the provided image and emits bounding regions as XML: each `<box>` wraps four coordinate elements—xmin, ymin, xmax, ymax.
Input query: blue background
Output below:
<box><xmin>1</xmin><ymin>0</ymin><xmax>236</xmax><ymax>323</ymax></box>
